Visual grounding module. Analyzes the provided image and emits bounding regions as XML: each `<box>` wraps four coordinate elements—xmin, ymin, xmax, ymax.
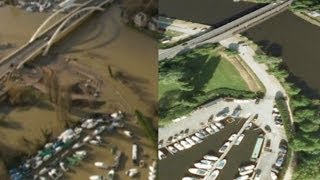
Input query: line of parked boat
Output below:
<box><xmin>159</xmin><ymin>122</ymin><xmax>225</xmax><ymax>159</ymax></box>
<box><xmin>9</xmin><ymin>111</ymin><xmax>128</xmax><ymax>180</ymax></box>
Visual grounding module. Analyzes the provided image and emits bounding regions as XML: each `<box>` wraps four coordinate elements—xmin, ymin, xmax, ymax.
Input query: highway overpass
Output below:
<box><xmin>0</xmin><ymin>0</ymin><xmax>114</xmax><ymax>80</ymax></box>
<box><xmin>159</xmin><ymin>0</ymin><xmax>293</xmax><ymax>61</ymax></box>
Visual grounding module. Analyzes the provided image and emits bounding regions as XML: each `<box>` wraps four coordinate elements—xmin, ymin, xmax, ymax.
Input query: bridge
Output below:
<box><xmin>158</xmin><ymin>0</ymin><xmax>293</xmax><ymax>61</ymax></box>
<box><xmin>0</xmin><ymin>0</ymin><xmax>114</xmax><ymax>80</ymax></box>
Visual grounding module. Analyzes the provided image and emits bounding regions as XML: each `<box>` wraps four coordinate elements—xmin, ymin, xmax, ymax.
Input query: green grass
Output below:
<box><xmin>159</xmin><ymin>45</ymin><xmax>254</xmax><ymax>124</ymax></box>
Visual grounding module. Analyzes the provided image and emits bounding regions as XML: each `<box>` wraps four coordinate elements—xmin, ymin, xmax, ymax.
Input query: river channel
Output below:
<box><xmin>160</xmin><ymin>0</ymin><xmax>320</xmax><ymax>97</ymax></box>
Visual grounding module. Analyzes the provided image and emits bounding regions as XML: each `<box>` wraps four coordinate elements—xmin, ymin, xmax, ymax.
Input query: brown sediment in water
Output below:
<box><xmin>0</xmin><ymin>3</ymin><xmax>156</xmax><ymax>180</ymax></box>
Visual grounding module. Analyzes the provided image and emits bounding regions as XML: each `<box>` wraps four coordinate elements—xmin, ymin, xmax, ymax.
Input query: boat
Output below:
<box><xmin>180</xmin><ymin>140</ymin><xmax>192</xmax><ymax>149</ymax></box>
<box><xmin>182</xmin><ymin>177</ymin><xmax>200</xmax><ymax>180</ymax></box>
<box><xmin>219</xmin><ymin>142</ymin><xmax>230</xmax><ymax>153</ymax></box>
<box><xmin>245</xmin><ymin>123</ymin><xmax>252</xmax><ymax>130</ymax></box>
<box><xmin>89</xmin><ymin>175</ymin><xmax>104</xmax><ymax>180</ymax></box>
<box><xmin>195</xmin><ymin>132</ymin><xmax>205</xmax><ymax>139</ymax></box>
<box><xmin>207</xmin><ymin>170</ymin><xmax>219</xmax><ymax>180</ymax></box>
<box><xmin>167</xmin><ymin>146</ymin><xmax>178</xmax><ymax>154</ymax></box>
<box><xmin>201</xmin><ymin>160</ymin><xmax>214</xmax><ymax>165</ymax></box>
<box><xmin>199</xmin><ymin>129</ymin><xmax>209</xmax><ymax>137</ymax></box>
<box><xmin>238</xmin><ymin>165</ymin><xmax>255</xmax><ymax>172</ymax></box>
<box><xmin>188</xmin><ymin>168</ymin><xmax>208</xmax><ymax>176</ymax></box>
<box><xmin>215</xmin><ymin>122</ymin><xmax>225</xmax><ymax>129</ymax></box>
<box><xmin>239</xmin><ymin>169</ymin><xmax>254</xmax><ymax>176</ymax></box>
<box><xmin>94</xmin><ymin>162</ymin><xmax>109</xmax><ymax>169</ymax></box>
<box><xmin>107</xmin><ymin>169</ymin><xmax>115</xmax><ymax>180</ymax></box>
<box><xmin>235</xmin><ymin>134</ymin><xmax>245</xmax><ymax>145</ymax></box>
<box><xmin>185</xmin><ymin>137</ymin><xmax>196</xmax><ymax>146</ymax></box>
<box><xmin>191</xmin><ymin>136</ymin><xmax>203</xmax><ymax>143</ymax></box>
<box><xmin>204</xmin><ymin>155</ymin><xmax>218</xmax><ymax>161</ymax></box>
<box><xmin>205</xmin><ymin>127</ymin><xmax>215</xmax><ymax>134</ymax></box>
<box><xmin>194</xmin><ymin>162</ymin><xmax>212</xmax><ymax>170</ymax></box>
<box><xmin>271</xmin><ymin>171</ymin><xmax>278</xmax><ymax>180</ymax></box>
<box><xmin>132</xmin><ymin>144</ymin><xmax>138</xmax><ymax>164</ymax></box>
<box><xmin>215</xmin><ymin>159</ymin><xmax>227</xmax><ymax>169</ymax></box>
<box><xmin>174</xmin><ymin>143</ymin><xmax>185</xmax><ymax>151</ymax></box>
<box><xmin>234</xmin><ymin>175</ymin><xmax>249</xmax><ymax>180</ymax></box>
<box><xmin>210</xmin><ymin>124</ymin><xmax>220</xmax><ymax>132</ymax></box>
<box><xmin>158</xmin><ymin>150</ymin><xmax>166</xmax><ymax>160</ymax></box>
<box><xmin>228</xmin><ymin>134</ymin><xmax>237</xmax><ymax>141</ymax></box>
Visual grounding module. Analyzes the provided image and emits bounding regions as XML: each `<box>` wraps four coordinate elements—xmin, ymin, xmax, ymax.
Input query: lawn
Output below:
<box><xmin>159</xmin><ymin>44</ymin><xmax>254</xmax><ymax>124</ymax></box>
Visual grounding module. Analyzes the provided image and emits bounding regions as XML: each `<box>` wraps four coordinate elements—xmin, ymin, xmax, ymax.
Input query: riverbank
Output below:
<box><xmin>236</xmin><ymin>34</ymin><xmax>320</xmax><ymax>179</ymax></box>
<box><xmin>159</xmin><ymin>44</ymin><xmax>259</xmax><ymax>124</ymax></box>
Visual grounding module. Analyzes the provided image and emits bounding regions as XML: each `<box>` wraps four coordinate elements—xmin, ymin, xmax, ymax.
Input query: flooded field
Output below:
<box><xmin>159</xmin><ymin>119</ymin><xmax>262</xmax><ymax>180</ymax></box>
<box><xmin>160</xmin><ymin>0</ymin><xmax>320</xmax><ymax>97</ymax></box>
<box><xmin>0</xmin><ymin>3</ymin><xmax>156</xmax><ymax>180</ymax></box>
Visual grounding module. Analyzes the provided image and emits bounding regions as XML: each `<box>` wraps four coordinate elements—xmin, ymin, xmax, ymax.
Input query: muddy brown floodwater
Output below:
<box><xmin>0</xmin><ymin>3</ymin><xmax>156</xmax><ymax>180</ymax></box>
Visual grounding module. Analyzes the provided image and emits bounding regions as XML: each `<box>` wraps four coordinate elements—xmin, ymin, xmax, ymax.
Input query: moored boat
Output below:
<box><xmin>210</xmin><ymin>124</ymin><xmax>220</xmax><ymax>132</ymax></box>
<box><xmin>235</xmin><ymin>134</ymin><xmax>245</xmax><ymax>145</ymax></box>
<box><xmin>204</xmin><ymin>155</ymin><xmax>218</xmax><ymax>161</ymax></box>
<box><xmin>228</xmin><ymin>134</ymin><xmax>237</xmax><ymax>141</ymax></box>
<box><xmin>239</xmin><ymin>169</ymin><xmax>254</xmax><ymax>176</ymax></box>
<box><xmin>238</xmin><ymin>164</ymin><xmax>255</xmax><ymax>172</ymax></box>
<box><xmin>201</xmin><ymin>159</ymin><xmax>214</xmax><ymax>166</ymax></box>
<box><xmin>219</xmin><ymin>142</ymin><xmax>230</xmax><ymax>153</ymax></box>
<box><xmin>215</xmin><ymin>159</ymin><xmax>227</xmax><ymax>170</ymax></box>
<box><xmin>207</xmin><ymin>170</ymin><xmax>220</xmax><ymax>180</ymax></box>
<box><xmin>191</xmin><ymin>136</ymin><xmax>203</xmax><ymax>143</ymax></box>
<box><xmin>188</xmin><ymin>168</ymin><xmax>208</xmax><ymax>176</ymax></box>
<box><xmin>194</xmin><ymin>162</ymin><xmax>212</xmax><ymax>170</ymax></box>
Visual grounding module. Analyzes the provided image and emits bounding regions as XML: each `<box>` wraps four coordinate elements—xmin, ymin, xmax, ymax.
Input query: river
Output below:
<box><xmin>0</xmin><ymin>4</ymin><xmax>156</xmax><ymax>180</ymax></box>
<box><xmin>160</xmin><ymin>0</ymin><xmax>320</xmax><ymax>98</ymax></box>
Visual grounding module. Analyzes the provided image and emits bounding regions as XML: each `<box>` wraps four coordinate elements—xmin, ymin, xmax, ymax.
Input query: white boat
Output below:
<box><xmin>201</xmin><ymin>160</ymin><xmax>214</xmax><ymax>165</ymax></box>
<box><xmin>215</xmin><ymin>159</ymin><xmax>227</xmax><ymax>169</ymax></box>
<box><xmin>123</xmin><ymin>130</ymin><xmax>133</xmax><ymax>138</ymax></box>
<box><xmin>228</xmin><ymin>134</ymin><xmax>237</xmax><ymax>141</ymax></box>
<box><xmin>94</xmin><ymin>162</ymin><xmax>108</xmax><ymax>169</ymax></box>
<box><xmin>182</xmin><ymin>177</ymin><xmax>200</xmax><ymax>180</ymax></box>
<box><xmin>89</xmin><ymin>175</ymin><xmax>103</xmax><ymax>180</ymax></box>
<box><xmin>234</xmin><ymin>175</ymin><xmax>249</xmax><ymax>180</ymax></box>
<box><xmin>245</xmin><ymin>123</ymin><xmax>252</xmax><ymax>130</ymax></box>
<box><xmin>205</xmin><ymin>127</ymin><xmax>215</xmax><ymax>134</ymax></box>
<box><xmin>207</xmin><ymin>170</ymin><xmax>220</xmax><ymax>180</ymax></box>
<box><xmin>235</xmin><ymin>134</ymin><xmax>245</xmax><ymax>145</ymax></box>
<box><xmin>239</xmin><ymin>169</ymin><xmax>254</xmax><ymax>176</ymax></box>
<box><xmin>191</xmin><ymin>136</ymin><xmax>203</xmax><ymax>143</ymax></box>
<box><xmin>238</xmin><ymin>165</ymin><xmax>255</xmax><ymax>172</ymax></box>
<box><xmin>194</xmin><ymin>162</ymin><xmax>212</xmax><ymax>170</ymax></box>
<box><xmin>188</xmin><ymin>168</ymin><xmax>208</xmax><ymax>176</ymax></box>
<box><xmin>271</xmin><ymin>171</ymin><xmax>278</xmax><ymax>180</ymax></box>
<box><xmin>107</xmin><ymin>169</ymin><xmax>115</xmax><ymax>180</ymax></box>
<box><xmin>185</xmin><ymin>137</ymin><xmax>196</xmax><ymax>146</ymax></box>
<box><xmin>174</xmin><ymin>143</ymin><xmax>185</xmax><ymax>151</ymax></box>
<box><xmin>195</xmin><ymin>132</ymin><xmax>205</xmax><ymax>139</ymax></box>
<box><xmin>158</xmin><ymin>150</ymin><xmax>166</xmax><ymax>160</ymax></box>
<box><xmin>210</xmin><ymin>124</ymin><xmax>220</xmax><ymax>132</ymax></box>
<box><xmin>215</xmin><ymin>122</ymin><xmax>225</xmax><ymax>129</ymax></box>
<box><xmin>180</xmin><ymin>140</ymin><xmax>192</xmax><ymax>149</ymax></box>
<box><xmin>219</xmin><ymin>142</ymin><xmax>230</xmax><ymax>153</ymax></box>
<box><xmin>167</xmin><ymin>146</ymin><xmax>178</xmax><ymax>154</ymax></box>
<box><xmin>204</xmin><ymin>155</ymin><xmax>218</xmax><ymax>161</ymax></box>
<box><xmin>126</xmin><ymin>168</ymin><xmax>138</xmax><ymax>177</ymax></box>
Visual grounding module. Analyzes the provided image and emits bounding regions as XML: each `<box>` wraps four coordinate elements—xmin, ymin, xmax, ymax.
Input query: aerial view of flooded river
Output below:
<box><xmin>0</xmin><ymin>3</ymin><xmax>156</xmax><ymax>180</ymax></box>
<box><xmin>160</xmin><ymin>0</ymin><xmax>320</xmax><ymax>97</ymax></box>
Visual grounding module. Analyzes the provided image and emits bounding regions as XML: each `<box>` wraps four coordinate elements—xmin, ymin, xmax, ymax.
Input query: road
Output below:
<box><xmin>158</xmin><ymin>0</ymin><xmax>293</xmax><ymax>61</ymax></box>
<box><xmin>0</xmin><ymin>0</ymin><xmax>111</xmax><ymax>79</ymax></box>
<box><xmin>220</xmin><ymin>35</ymin><xmax>292</xmax><ymax>180</ymax></box>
